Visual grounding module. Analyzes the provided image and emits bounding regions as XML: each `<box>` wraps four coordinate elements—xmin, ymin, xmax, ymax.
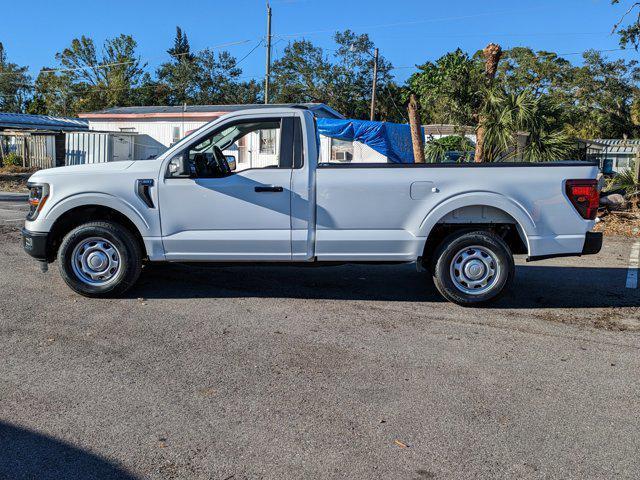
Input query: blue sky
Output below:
<box><xmin>2</xmin><ymin>0</ymin><xmax>637</xmax><ymax>83</ymax></box>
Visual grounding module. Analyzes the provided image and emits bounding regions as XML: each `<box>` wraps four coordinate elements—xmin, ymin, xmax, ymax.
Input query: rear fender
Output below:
<box><xmin>417</xmin><ymin>192</ymin><xmax>536</xmax><ymax>251</ymax></box>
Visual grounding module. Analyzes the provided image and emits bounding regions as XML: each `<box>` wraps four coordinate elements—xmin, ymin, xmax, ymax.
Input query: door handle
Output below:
<box><xmin>255</xmin><ymin>185</ymin><xmax>283</xmax><ymax>193</ymax></box>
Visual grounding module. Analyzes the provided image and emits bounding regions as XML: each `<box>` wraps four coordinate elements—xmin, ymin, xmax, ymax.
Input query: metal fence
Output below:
<box><xmin>65</xmin><ymin>132</ymin><xmax>112</xmax><ymax>165</ymax></box>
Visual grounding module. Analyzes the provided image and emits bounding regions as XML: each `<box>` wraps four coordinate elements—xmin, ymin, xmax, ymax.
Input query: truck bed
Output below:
<box><xmin>314</xmin><ymin>162</ymin><xmax>599</xmax><ymax>261</ymax></box>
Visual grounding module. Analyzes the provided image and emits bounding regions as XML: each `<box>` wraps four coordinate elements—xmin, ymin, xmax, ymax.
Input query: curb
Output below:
<box><xmin>0</xmin><ymin>192</ymin><xmax>28</xmax><ymax>202</ymax></box>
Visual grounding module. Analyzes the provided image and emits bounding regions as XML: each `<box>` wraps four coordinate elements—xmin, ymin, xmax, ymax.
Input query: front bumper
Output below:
<box><xmin>21</xmin><ymin>228</ymin><xmax>49</xmax><ymax>261</ymax></box>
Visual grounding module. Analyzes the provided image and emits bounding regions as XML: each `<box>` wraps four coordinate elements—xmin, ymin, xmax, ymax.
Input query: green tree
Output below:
<box><xmin>130</xmin><ymin>72</ymin><xmax>171</xmax><ymax>106</ymax></box>
<box><xmin>567</xmin><ymin>50</ymin><xmax>640</xmax><ymax>138</ymax></box>
<box><xmin>271</xmin><ymin>31</ymin><xmax>398</xmax><ymax>120</ymax></box>
<box><xmin>331</xmin><ymin>30</ymin><xmax>394</xmax><ymax>119</ymax></box>
<box><xmin>495</xmin><ymin>47</ymin><xmax>573</xmax><ymax>98</ymax></box>
<box><xmin>612</xmin><ymin>1</ymin><xmax>640</xmax><ymax>48</ymax></box>
<box><xmin>407</xmin><ymin>49</ymin><xmax>484</xmax><ymax>125</ymax></box>
<box><xmin>0</xmin><ymin>42</ymin><xmax>31</xmax><ymax>112</ymax></box>
<box><xmin>271</xmin><ymin>39</ymin><xmax>332</xmax><ymax>104</ymax></box>
<box><xmin>49</xmin><ymin>34</ymin><xmax>146</xmax><ymax>113</ymax></box>
<box><xmin>195</xmin><ymin>49</ymin><xmax>261</xmax><ymax>104</ymax></box>
<box><xmin>157</xmin><ymin>27</ymin><xmax>200</xmax><ymax>105</ymax></box>
<box><xmin>25</xmin><ymin>70</ymin><xmax>76</xmax><ymax>116</ymax></box>
<box><xmin>374</xmin><ymin>82</ymin><xmax>407</xmax><ymax>123</ymax></box>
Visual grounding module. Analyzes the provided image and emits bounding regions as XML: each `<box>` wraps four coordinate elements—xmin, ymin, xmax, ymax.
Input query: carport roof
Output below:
<box><xmin>0</xmin><ymin>112</ymin><xmax>88</xmax><ymax>131</ymax></box>
<box><xmin>595</xmin><ymin>139</ymin><xmax>640</xmax><ymax>154</ymax></box>
<box><xmin>79</xmin><ymin>103</ymin><xmax>344</xmax><ymax>120</ymax></box>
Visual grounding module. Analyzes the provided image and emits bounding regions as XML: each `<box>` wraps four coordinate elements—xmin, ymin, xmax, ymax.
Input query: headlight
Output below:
<box><xmin>27</xmin><ymin>182</ymin><xmax>49</xmax><ymax>221</ymax></box>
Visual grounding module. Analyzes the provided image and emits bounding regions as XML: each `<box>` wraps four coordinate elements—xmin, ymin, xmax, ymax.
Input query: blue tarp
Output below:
<box><xmin>316</xmin><ymin>118</ymin><xmax>423</xmax><ymax>164</ymax></box>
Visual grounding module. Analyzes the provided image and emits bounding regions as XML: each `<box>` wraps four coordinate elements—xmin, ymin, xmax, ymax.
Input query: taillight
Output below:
<box><xmin>27</xmin><ymin>183</ymin><xmax>49</xmax><ymax>220</ymax></box>
<box><xmin>565</xmin><ymin>179</ymin><xmax>599</xmax><ymax>220</ymax></box>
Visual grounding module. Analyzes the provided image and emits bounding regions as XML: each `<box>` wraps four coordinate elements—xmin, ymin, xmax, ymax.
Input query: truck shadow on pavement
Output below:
<box><xmin>131</xmin><ymin>263</ymin><xmax>638</xmax><ymax>309</ymax></box>
<box><xmin>0</xmin><ymin>421</ymin><xmax>138</xmax><ymax>480</ymax></box>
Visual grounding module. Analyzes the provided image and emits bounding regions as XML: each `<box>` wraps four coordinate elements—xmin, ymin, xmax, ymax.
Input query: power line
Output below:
<box><xmin>235</xmin><ymin>40</ymin><xmax>264</xmax><ymax>67</ymax></box>
<box><xmin>274</xmin><ymin>7</ymin><xmax>553</xmax><ymax>38</ymax></box>
<box><xmin>557</xmin><ymin>47</ymin><xmax>626</xmax><ymax>56</ymax></box>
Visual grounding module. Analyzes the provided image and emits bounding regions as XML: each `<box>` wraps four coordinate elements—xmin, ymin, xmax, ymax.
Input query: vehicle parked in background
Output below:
<box><xmin>21</xmin><ymin>107</ymin><xmax>602</xmax><ymax>306</ymax></box>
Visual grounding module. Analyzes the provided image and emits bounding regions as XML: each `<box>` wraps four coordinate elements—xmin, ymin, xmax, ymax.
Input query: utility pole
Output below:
<box><xmin>370</xmin><ymin>48</ymin><xmax>379</xmax><ymax>121</ymax></box>
<box><xmin>264</xmin><ymin>2</ymin><xmax>272</xmax><ymax>104</ymax></box>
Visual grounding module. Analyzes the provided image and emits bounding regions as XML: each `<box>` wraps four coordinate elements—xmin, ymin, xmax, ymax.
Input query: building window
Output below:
<box><xmin>330</xmin><ymin>138</ymin><xmax>354</xmax><ymax>163</ymax></box>
<box><xmin>617</xmin><ymin>157</ymin><xmax>630</xmax><ymax>168</ymax></box>
<box><xmin>172</xmin><ymin>126</ymin><xmax>181</xmax><ymax>145</ymax></box>
<box><xmin>259</xmin><ymin>129</ymin><xmax>277</xmax><ymax>154</ymax></box>
<box><xmin>119</xmin><ymin>127</ymin><xmax>136</xmax><ymax>132</ymax></box>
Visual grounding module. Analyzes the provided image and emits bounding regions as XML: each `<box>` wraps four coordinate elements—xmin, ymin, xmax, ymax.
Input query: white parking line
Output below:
<box><xmin>626</xmin><ymin>240</ymin><xmax>640</xmax><ymax>289</ymax></box>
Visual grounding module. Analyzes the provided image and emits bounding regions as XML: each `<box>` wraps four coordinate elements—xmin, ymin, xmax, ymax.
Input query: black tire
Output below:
<box><xmin>57</xmin><ymin>221</ymin><xmax>142</xmax><ymax>297</ymax></box>
<box><xmin>432</xmin><ymin>230</ymin><xmax>514</xmax><ymax>307</ymax></box>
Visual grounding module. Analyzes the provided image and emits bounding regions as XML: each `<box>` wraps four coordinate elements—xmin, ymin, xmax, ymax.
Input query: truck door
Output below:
<box><xmin>158</xmin><ymin>115</ymin><xmax>300</xmax><ymax>261</ymax></box>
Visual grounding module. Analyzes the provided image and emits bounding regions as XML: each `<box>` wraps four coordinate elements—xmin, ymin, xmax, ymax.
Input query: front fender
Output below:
<box><xmin>33</xmin><ymin>192</ymin><xmax>153</xmax><ymax>236</ymax></box>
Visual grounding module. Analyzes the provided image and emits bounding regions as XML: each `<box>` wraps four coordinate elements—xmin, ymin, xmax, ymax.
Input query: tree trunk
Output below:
<box><xmin>474</xmin><ymin>125</ymin><xmax>486</xmax><ymax>163</ymax></box>
<box><xmin>408</xmin><ymin>93</ymin><xmax>425</xmax><ymax>164</ymax></box>
<box><xmin>474</xmin><ymin>43</ymin><xmax>503</xmax><ymax>163</ymax></box>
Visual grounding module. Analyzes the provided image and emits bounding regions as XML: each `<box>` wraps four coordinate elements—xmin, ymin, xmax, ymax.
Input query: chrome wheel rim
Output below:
<box><xmin>449</xmin><ymin>245</ymin><xmax>500</xmax><ymax>295</ymax></box>
<box><xmin>71</xmin><ymin>237</ymin><xmax>121</xmax><ymax>286</ymax></box>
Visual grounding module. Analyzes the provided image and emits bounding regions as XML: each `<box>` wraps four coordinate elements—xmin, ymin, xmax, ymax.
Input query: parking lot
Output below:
<box><xmin>1</xmin><ymin>198</ymin><xmax>639</xmax><ymax>479</ymax></box>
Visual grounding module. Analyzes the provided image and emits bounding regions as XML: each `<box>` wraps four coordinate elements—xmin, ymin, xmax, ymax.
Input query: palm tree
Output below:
<box><xmin>481</xmin><ymin>89</ymin><xmax>575</xmax><ymax>162</ymax></box>
<box><xmin>607</xmin><ymin>167</ymin><xmax>639</xmax><ymax>199</ymax></box>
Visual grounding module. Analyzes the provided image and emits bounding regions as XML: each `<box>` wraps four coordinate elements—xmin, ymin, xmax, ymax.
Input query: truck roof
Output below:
<box><xmin>78</xmin><ymin>103</ymin><xmax>344</xmax><ymax>120</ymax></box>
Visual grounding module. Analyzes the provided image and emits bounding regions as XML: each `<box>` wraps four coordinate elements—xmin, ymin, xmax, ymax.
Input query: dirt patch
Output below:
<box><xmin>534</xmin><ymin>308</ymin><xmax>640</xmax><ymax>332</ymax></box>
<box><xmin>595</xmin><ymin>208</ymin><xmax>640</xmax><ymax>238</ymax></box>
<box><xmin>594</xmin><ymin>215</ymin><xmax>640</xmax><ymax>237</ymax></box>
<box><xmin>0</xmin><ymin>172</ymin><xmax>31</xmax><ymax>193</ymax></box>
<box><xmin>0</xmin><ymin>223</ymin><xmax>21</xmax><ymax>234</ymax></box>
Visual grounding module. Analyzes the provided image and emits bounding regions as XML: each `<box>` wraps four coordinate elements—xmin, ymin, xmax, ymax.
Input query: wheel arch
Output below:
<box><xmin>417</xmin><ymin>192</ymin><xmax>535</xmax><ymax>261</ymax></box>
<box><xmin>45</xmin><ymin>203</ymin><xmax>147</xmax><ymax>262</ymax></box>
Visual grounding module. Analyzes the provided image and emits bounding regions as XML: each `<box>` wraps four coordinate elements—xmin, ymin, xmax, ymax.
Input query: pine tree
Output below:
<box><xmin>167</xmin><ymin>27</ymin><xmax>194</xmax><ymax>62</ymax></box>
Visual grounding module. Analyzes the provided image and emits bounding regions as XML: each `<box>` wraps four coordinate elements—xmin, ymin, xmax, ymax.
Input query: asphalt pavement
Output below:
<box><xmin>0</xmin><ymin>197</ymin><xmax>639</xmax><ymax>479</ymax></box>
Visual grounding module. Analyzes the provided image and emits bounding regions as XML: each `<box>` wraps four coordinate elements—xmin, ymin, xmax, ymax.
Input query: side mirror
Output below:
<box><xmin>167</xmin><ymin>153</ymin><xmax>190</xmax><ymax>178</ymax></box>
<box><xmin>225</xmin><ymin>155</ymin><xmax>237</xmax><ymax>171</ymax></box>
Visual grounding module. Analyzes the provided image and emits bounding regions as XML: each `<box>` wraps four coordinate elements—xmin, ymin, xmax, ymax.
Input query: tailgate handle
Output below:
<box><xmin>255</xmin><ymin>185</ymin><xmax>283</xmax><ymax>193</ymax></box>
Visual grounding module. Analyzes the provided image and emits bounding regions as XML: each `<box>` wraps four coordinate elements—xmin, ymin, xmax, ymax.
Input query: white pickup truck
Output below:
<box><xmin>22</xmin><ymin>106</ymin><xmax>602</xmax><ymax>306</ymax></box>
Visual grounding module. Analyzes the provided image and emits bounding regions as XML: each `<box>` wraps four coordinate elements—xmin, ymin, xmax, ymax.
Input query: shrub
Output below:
<box><xmin>1</xmin><ymin>153</ymin><xmax>23</xmax><ymax>168</ymax></box>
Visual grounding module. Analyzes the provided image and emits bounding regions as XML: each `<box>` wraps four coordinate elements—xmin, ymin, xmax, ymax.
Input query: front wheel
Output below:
<box><xmin>432</xmin><ymin>230</ymin><xmax>514</xmax><ymax>307</ymax></box>
<box><xmin>57</xmin><ymin>221</ymin><xmax>143</xmax><ymax>297</ymax></box>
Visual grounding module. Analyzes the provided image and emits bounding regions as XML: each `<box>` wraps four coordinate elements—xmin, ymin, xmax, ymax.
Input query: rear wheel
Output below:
<box><xmin>57</xmin><ymin>221</ymin><xmax>142</xmax><ymax>297</ymax></box>
<box><xmin>431</xmin><ymin>230</ymin><xmax>514</xmax><ymax>306</ymax></box>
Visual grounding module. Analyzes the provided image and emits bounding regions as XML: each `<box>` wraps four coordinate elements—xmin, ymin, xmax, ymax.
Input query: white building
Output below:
<box><xmin>78</xmin><ymin>104</ymin><xmax>348</xmax><ymax>167</ymax></box>
<box><xmin>79</xmin><ymin>104</ymin><xmax>477</xmax><ymax>167</ymax></box>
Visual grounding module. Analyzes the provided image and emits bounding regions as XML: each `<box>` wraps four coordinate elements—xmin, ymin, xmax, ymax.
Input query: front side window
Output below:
<box><xmin>180</xmin><ymin>119</ymin><xmax>283</xmax><ymax>178</ymax></box>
